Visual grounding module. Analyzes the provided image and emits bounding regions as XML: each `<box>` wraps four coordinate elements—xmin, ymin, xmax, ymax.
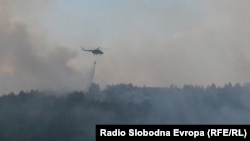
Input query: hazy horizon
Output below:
<box><xmin>1</xmin><ymin>0</ymin><xmax>250</xmax><ymax>94</ymax></box>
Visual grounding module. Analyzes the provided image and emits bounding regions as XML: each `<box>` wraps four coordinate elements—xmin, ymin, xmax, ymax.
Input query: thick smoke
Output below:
<box><xmin>1</xmin><ymin>1</ymin><xmax>250</xmax><ymax>91</ymax></box>
<box><xmin>90</xmin><ymin>0</ymin><xmax>250</xmax><ymax>87</ymax></box>
<box><xmin>0</xmin><ymin>3</ymin><xmax>90</xmax><ymax>94</ymax></box>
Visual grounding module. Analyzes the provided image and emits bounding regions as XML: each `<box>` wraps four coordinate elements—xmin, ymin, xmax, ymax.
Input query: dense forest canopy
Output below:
<box><xmin>0</xmin><ymin>83</ymin><xmax>250</xmax><ymax>141</ymax></box>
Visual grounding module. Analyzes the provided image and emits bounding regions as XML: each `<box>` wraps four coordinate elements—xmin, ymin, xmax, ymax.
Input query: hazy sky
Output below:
<box><xmin>0</xmin><ymin>0</ymin><xmax>250</xmax><ymax>93</ymax></box>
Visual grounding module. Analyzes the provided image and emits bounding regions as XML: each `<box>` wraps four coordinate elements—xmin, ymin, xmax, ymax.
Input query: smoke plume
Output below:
<box><xmin>0</xmin><ymin>1</ymin><xmax>90</xmax><ymax>94</ymax></box>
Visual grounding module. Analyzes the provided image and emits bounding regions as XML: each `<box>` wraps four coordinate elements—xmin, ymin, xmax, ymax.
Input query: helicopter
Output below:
<box><xmin>81</xmin><ymin>47</ymin><xmax>104</xmax><ymax>55</ymax></box>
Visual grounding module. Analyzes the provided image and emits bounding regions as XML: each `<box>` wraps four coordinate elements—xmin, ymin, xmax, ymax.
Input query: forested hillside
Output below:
<box><xmin>0</xmin><ymin>83</ymin><xmax>250</xmax><ymax>141</ymax></box>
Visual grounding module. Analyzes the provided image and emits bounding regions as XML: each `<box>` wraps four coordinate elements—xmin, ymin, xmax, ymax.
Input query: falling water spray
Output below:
<box><xmin>87</xmin><ymin>61</ymin><xmax>96</xmax><ymax>91</ymax></box>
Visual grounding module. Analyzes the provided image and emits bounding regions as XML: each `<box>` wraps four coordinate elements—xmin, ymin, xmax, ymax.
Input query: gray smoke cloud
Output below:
<box><xmin>1</xmin><ymin>0</ymin><xmax>250</xmax><ymax>93</ymax></box>
<box><xmin>91</xmin><ymin>0</ymin><xmax>250</xmax><ymax>87</ymax></box>
<box><xmin>0</xmin><ymin>2</ymin><xmax>91</xmax><ymax>94</ymax></box>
